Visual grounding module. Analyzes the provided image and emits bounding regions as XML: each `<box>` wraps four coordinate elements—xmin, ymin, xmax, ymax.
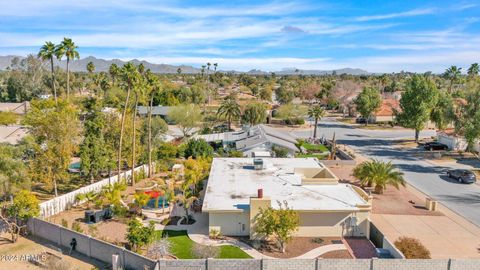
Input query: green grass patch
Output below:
<box><xmin>156</xmin><ymin>230</ymin><xmax>251</xmax><ymax>259</ymax></box>
<box><xmin>301</xmin><ymin>143</ymin><xmax>329</xmax><ymax>152</ymax></box>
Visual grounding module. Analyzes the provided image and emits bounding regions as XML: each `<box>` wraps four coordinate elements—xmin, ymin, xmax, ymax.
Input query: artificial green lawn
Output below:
<box><xmin>156</xmin><ymin>230</ymin><xmax>251</xmax><ymax>259</ymax></box>
<box><xmin>301</xmin><ymin>143</ymin><xmax>329</xmax><ymax>152</ymax></box>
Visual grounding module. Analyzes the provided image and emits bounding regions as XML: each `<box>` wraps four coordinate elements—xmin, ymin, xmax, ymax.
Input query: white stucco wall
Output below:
<box><xmin>296</xmin><ymin>211</ymin><xmax>369</xmax><ymax>238</ymax></box>
<box><xmin>208</xmin><ymin>211</ymin><xmax>250</xmax><ymax>236</ymax></box>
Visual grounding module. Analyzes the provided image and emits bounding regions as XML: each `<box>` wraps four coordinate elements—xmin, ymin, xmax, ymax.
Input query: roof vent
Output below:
<box><xmin>253</xmin><ymin>158</ymin><xmax>264</xmax><ymax>170</ymax></box>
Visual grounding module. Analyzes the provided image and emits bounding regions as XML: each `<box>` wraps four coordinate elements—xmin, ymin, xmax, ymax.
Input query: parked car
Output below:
<box><xmin>356</xmin><ymin>117</ymin><xmax>367</xmax><ymax>124</ymax></box>
<box><xmin>423</xmin><ymin>142</ymin><xmax>448</xmax><ymax>151</ymax></box>
<box><xmin>447</xmin><ymin>169</ymin><xmax>477</xmax><ymax>184</ymax></box>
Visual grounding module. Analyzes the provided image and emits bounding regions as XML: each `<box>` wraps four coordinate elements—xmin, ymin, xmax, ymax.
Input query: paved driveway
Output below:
<box><xmin>288</xmin><ymin>118</ymin><xmax>480</xmax><ymax>227</ymax></box>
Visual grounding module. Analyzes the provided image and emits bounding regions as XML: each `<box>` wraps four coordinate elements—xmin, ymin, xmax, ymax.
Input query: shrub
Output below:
<box><xmin>71</xmin><ymin>221</ymin><xmax>83</xmax><ymax>233</ymax></box>
<box><xmin>394</xmin><ymin>237</ymin><xmax>431</xmax><ymax>259</ymax></box>
<box><xmin>61</xmin><ymin>219</ymin><xmax>68</xmax><ymax>228</ymax></box>
<box><xmin>272</xmin><ymin>146</ymin><xmax>289</xmax><ymax>158</ymax></box>
<box><xmin>0</xmin><ymin>111</ymin><xmax>18</xmax><ymax>126</ymax></box>
<box><xmin>209</xmin><ymin>228</ymin><xmax>222</xmax><ymax>240</ymax></box>
<box><xmin>183</xmin><ymin>139</ymin><xmax>214</xmax><ymax>159</ymax></box>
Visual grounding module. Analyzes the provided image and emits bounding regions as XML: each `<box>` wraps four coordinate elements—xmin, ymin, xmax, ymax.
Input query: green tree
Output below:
<box><xmin>23</xmin><ymin>99</ymin><xmax>81</xmax><ymax>196</ymax></box>
<box><xmin>354</xmin><ymin>87</ymin><xmax>381</xmax><ymax>126</ymax></box>
<box><xmin>38</xmin><ymin>41</ymin><xmax>58</xmax><ymax>103</ymax></box>
<box><xmin>467</xmin><ymin>63</ymin><xmax>479</xmax><ymax>78</ymax></box>
<box><xmin>443</xmin><ymin>65</ymin><xmax>462</xmax><ymax>93</ymax></box>
<box><xmin>353</xmin><ymin>159</ymin><xmax>406</xmax><ymax>194</ymax></box>
<box><xmin>117</xmin><ymin>63</ymin><xmax>141</xmax><ymax>178</ymax></box>
<box><xmin>109</xmin><ymin>63</ymin><xmax>120</xmax><ymax>85</ymax></box>
<box><xmin>453</xmin><ymin>86</ymin><xmax>480</xmax><ymax>151</ymax></box>
<box><xmin>55</xmin><ymin>38</ymin><xmax>80</xmax><ymax>99</ymax></box>
<box><xmin>75</xmin><ymin>191</ymin><xmax>98</xmax><ymax>209</ymax></box>
<box><xmin>242</xmin><ymin>102</ymin><xmax>266</xmax><ymax>126</ymax></box>
<box><xmin>308</xmin><ymin>104</ymin><xmax>325</xmax><ymax>139</ymax></box>
<box><xmin>79</xmin><ymin>98</ymin><xmax>113</xmax><ymax>183</ymax></box>
<box><xmin>217</xmin><ymin>98</ymin><xmax>241</xmax><ymax>131</ymax></box>
<box><xmin>254</xmin><ymin>201</ymin><xmax>299</xmax><ymax>253</ymax></box>
<box><xmin>0</xmin><ymin>190</ymin><xmax>39</xmax><ymax>242</ymax></box>
<box><xmin>184</xmin><ymin>139</ymin><xmax>213</xmax><ymax>159</ymax></box>
<box><xmin>430</xmin><ymin>91</ymin><xmax>454</xmax><ymax>131</ymax></box>
<box><xmin>397</xmin><ymin>75</ymin><xmax>439</xmax><ymax>142</ymax></box>
<box><xmin>168</xmin><ymin>104</ymin><xmax>203</xmax><ymax>137</ymax></box>
<box><xmin>0</xmin><ymin>144</ymin><xmax>28</xmax><ymax>197</ymax></box>
<box><xmin>126</xmin><ymin>219</ymin><xmax>155</xmax><ymax>252</ymax></box>
<box><xmin>86</xmin><ymin>61</ymin><xmax>96</xmax><ymax>74</ymax></box>
<box><xmin>175</xmin><ymin>189</ymin><xmax>198</xmax><ymax>225</ymax></box>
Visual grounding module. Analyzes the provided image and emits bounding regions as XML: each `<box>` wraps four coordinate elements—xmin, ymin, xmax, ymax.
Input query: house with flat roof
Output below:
<box><xmin>202</xmin><ymin>158</ymin><xmax>372</xmax><ymax>239</ymax></box>
<box><xmin>195</xmin><ymin>125</ymin><xmax>300</xmax><ymax>157</ymax></box>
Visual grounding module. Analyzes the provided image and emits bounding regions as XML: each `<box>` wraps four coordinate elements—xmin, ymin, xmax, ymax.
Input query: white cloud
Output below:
<box><xmin>354</xmin><ymin>8</ymin><xmax>435</xmax><ymax>22</ymax></box>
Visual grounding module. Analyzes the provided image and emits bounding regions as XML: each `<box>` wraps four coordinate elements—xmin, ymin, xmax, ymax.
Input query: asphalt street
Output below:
<box><xmin>289</xmin><ymin>118</ymin><xmax>480</xmax><ymax>227</ymax></box>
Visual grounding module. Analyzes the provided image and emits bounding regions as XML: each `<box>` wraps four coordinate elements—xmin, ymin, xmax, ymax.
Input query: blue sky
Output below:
<box><xmin>0</xmin><ymin>0</ymin><xmax>479</xmax><ymax>72</ymax></box>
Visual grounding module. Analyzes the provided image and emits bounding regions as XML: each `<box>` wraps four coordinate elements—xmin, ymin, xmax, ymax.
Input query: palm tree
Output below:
<box><xmin>213</xmin><ymin>63</ymin><xmax>218</xmax><ymax>72</ymax></box>
<box><xmin>117</xmin><ymin>63</ymin><xmax>140</xmax><ymax>179</ymax></box>
<box><xmin>76</xmin><ymin>191</ymin><xmax>98</xmax><ymax>209</ymax></box>
<box><xmin>38</xmin><ymin>41</ymin><xmax>58</xmax><ymax>103</ymax></box>
<box><xmin>145</xmin><ymin>73</ymin><xmax>161</xmax><ymax>177</ymax></box>
<box><xmin>443</xmin><ymin>66</ymin><xmax>462</xmax><ymax>93</ymax></box>
<box><xmin>101</xmin><ymin>181</ymin><xmax>127</xmax><ymax>205</ymax></box>
<box><xmin>86</xmin><ymin>61</ymin><xmax>95</xmax><ymax>73</ymax></box>
<box><xmin>467</xmin><ymin>63</ymin><xmax>479</xmax><ymax>78</ymax></box>
<box><xmin>109</xmin><ymin>63</ymin><xmax>119</xmax><ymax>85</ymax></box>
<box><xmin>55</xmin><ymin>38</ymin><xmax>80</xmax><ymax>99</ymax></box>
<box><xmin>308</xmin><ymin>104</ymin><xmax>325</xmax><ymax>139</ymax></box>
<box><xmin>217</xmin><ymin>98</ymin><xmax>241</xmax><ymax>131</ymax></box>
<box><xmin>175</xmin><ymin>190</ymin><xmax>197</xmax><ymax>224</ymax></box>
<box><xmin>353</xmin><ymin>159</ymin><xmax>406</xmax><ymax>194</ymax></box>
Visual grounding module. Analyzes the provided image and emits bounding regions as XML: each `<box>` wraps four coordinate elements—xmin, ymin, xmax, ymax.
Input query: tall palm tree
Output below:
<box><xmin>109</xmin><ymin>63</ymin><xmax>119</xmax><ymax>85</ymax></box>
<box><xmin>217</xmin><ymin>98</ymin><xmax>241</xmax><ymax>131</ymax></box>
<box><xmin>38</xmin><ymin>41</ymin><xmax>58</xmax><ymax>103</ymax></box>
<box><xmin>117</xmin><ymin>63</ymin><xmax>140</xmax><ymax>180</ymax></box>
<box><xmin>467</xmin><ymin>63</ymin><xmax>479</xmax><ymax>78</ymax></box>
<box><xmin>145</xmin><ymin>73</ymin><xmax>161</xmax><ymax>177</ymax></box>
<box><xmin>308</xmin><ymin>104</ymin><xmax>325</xmax><ymax>139</ymax></box>
<box><xmin>213</xmin><ymin>63</ymin><xmax>218</xmax><ymax>73</ymax></box>
<box><xmin>353</xmin><ymin>159</ymin><xmax>406</xmax><ymax>194</ymax></box>
<box><xmin>443</xmin><ymin>65</ymin><xmax>462</xmax><ymax>93</ymax></box>
<box><xmin>55</xmin><ymin>38</ymin><xmax>80</xmax><ymax>99</ymax></box>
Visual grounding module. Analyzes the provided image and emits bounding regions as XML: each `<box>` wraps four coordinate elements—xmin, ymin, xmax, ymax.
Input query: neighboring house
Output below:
<box><xmin>203</xmin><ymin>157</ymin><xmax>372</xmax><ymax>238</ymax></box>
<box><xmin>438</xmin><ymin>130</ymin><xmax>480</xmax><ymax>152</ymax></box>
<box><xmin>195</xmin><ymin>124</ymin><xmax>299</xmax><ymax>157</ymax></box>
<box><xmin>137</xmin><ymin>106</ymin><xmax>171</xmax><ymax>121</ymax></box>
<box><xmin>369</xmin><ymin>99</ymin><xmax>400</xmax><ymax>123</ymax></box>
<box><xmin>0</xmin><ymin>102</ymin><xmax>30</xmax><ymax>114</ymax></box>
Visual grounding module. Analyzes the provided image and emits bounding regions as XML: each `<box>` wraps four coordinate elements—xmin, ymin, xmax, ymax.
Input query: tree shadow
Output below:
<box><xmin>437</xmin><ymin>193</ymin><xmax>480</xmax><ymax>205</ymax></box>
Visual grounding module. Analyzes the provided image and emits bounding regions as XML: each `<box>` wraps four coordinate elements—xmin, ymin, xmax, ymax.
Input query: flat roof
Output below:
<box><xmin>203</xmin><ymin>158</ymin><xmax>367</xmax><ymax>212</ymax></box>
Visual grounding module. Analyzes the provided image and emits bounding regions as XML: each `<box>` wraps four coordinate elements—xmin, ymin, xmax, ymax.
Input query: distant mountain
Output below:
<box><xmin>0</xmin><ymin>55</ymin><xmax>201</xmax><ymax>74</ymax></box>
<box><xmin>0</xmin><ymin>55</ymin><xmax>369</xmax><ymax>75</ymax></box>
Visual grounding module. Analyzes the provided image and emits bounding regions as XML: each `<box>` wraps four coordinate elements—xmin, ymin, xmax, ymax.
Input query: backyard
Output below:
<box><xmin>156</xmin><ymin>230</ymin><xmax>251</xmax><ymax>259</ymax></box>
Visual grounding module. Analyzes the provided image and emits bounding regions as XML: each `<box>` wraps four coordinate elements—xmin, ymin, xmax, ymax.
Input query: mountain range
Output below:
<box><xmin>0</xmin><ymin>55</ymin><xmax>369</xmax><ymax>75</ymax></box>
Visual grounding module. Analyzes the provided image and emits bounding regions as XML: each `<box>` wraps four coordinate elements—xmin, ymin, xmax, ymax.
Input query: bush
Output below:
<box><xmin>0</xmin><ymin>111</ymin><xmax>18</xmax><ymax>126</ymax></box>
<box><xmin>61</xmin><ymin>219</ymin><xmax>68</xmax><ymax>228</ymax></box>
<box><xmin>183</xmin><ymin>139</ymin><xmax>214</xmax><ymax>159</ymax></box>
<box><xmin>209</xmin><ymin>228</ymin><xmax>222</xmax><ymax>240</ymax></box>
<box><xmin>284</xmin><ymin>117</ymin><xmax>305</xmax><ymax>125</ymax></box>
<box><xmin>71</xmin><ymin>221</ymin><xmax>83</xmax><ymax>233</ymax></box>
<box><xmin>272</xmin><ymin>146</ymin><xmax>289</xmax><ymax>158</ymax></box>
<box><xmin>394</xmin><ymin>237</ymin><xmax>431</xmax><ymax>259</ymax></box>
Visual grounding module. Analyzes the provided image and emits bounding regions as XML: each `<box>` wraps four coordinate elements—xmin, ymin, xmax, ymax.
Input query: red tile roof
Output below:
<box><xmin>375</xmin><ymin>99</ymin><xmax>400</xmax><ymax>117</ymax></box>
